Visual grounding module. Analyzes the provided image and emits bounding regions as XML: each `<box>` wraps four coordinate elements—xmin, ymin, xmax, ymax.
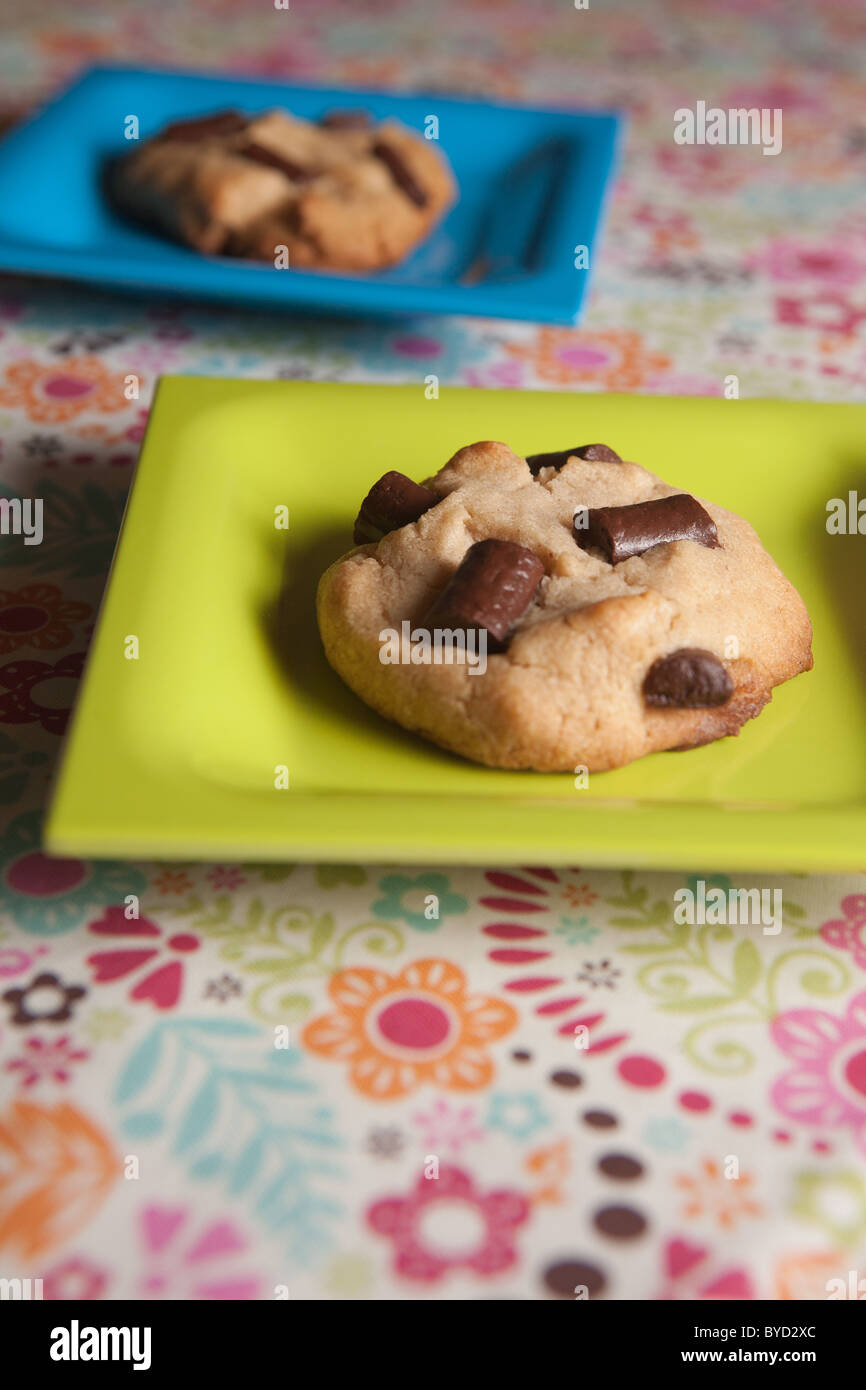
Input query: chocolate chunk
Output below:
<box><xmin>158</xmin><ymin>110</ymin><xmax>248</xmax><ymax>143</ymax></box>
<box><xmin>425</xmin><ymin>539</ymin><xmax>544</xmax><ymax>652</ymax></box>
<box><xmin>354</xmin><ymin>471</ymin><xmax>438</xmax><ymax>545</ymax></box>
<box><xmin>643</xmin><ymin>648</ymin><xmax>733</xmax><ymax>708</ymax></box>
<box><xmin>320</xmin><ymin>109</ymin><xmax>372</xmax><ymax>130</ymax></box>
<box><xmin>527</xmin><ymin>443</ymin><xmax>621</xmax><ymax>474</ymax></box>
<box><xmin>597</xmin><ymin>1153</ymin><xmax>644</xmax><ymax>1181</ymax></box>
<box><xmin>543</xmin><ymin>1260</ymin><xmax>607</xmax><ymax>1299</ymax></box>
<box><xmin>242</xmin><ymin>141</ymin><xmax>311</xmax><ymax>181</ymax></box>
<box><xmin>550</xmin><ymin>1069</ymin><xmax>583</xmax><ymax>1089</ymax></box>
<box><xmin>574</xmin><ymin>493</ymin><xmax>718</xmax><ymax>564</ymax></box>
<box><xmin>577</xmin><ymin>443</ymin><xmax>622</xmax><ymax>463</ymax></box>
<box><xmin>372</xmin><ymin>140</ymin><xmax>428</xmax><ymax>207</ymax></box>
<box><xmin>593</xmin><ymin>1205</ymin><xmax>647</xmax><ymax>1240</ymax></box>
<box><xmin>583</xmin><ymin>1109</ymin><xmax>619</xmax><ymax>1129</ymax></box>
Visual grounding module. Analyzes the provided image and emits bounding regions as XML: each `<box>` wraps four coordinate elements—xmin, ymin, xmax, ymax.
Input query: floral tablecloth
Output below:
<box><xmin>0</xmin><ymin>0</ymin><xmax>865</xmax><ymax>1302</ymax></box>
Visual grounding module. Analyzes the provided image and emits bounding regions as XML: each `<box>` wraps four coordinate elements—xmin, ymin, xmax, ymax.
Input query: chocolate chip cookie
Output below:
<box><xmin>108</xmin><ymin>107</ymin><xmax>456</xmax><ymax>270</ymax></box>
<box><xmin>316</xmin><ymin>441</ymin><xmax>813</xmax><ymax>772</ymax></box>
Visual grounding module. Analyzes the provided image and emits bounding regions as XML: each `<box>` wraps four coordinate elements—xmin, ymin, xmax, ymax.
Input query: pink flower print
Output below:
<box><xmin>724</xmin><ymin>80</ymin><xmax>824</xmax><ymax>115</ymax></box>
<box><xmin>776</xmin><ymin>292</ymin><xmax>866</xmax><ymax>336</ymax></box>
<box><xmin>633</xmin><ymin>202</ymin><xmax>698</xmax><ymax>255</ymax></box>
<box><xmin>412</xmin><ymin>1099</ymin><xmax>485</xmax><ymax>1156</ymax></box>
<box><xmin>224</xmin><ymin>37</ymin><xmax>324</xmax><ymax>81</ymax></box>
<box><xmin>656</xmin><ymin>1237</ymin><xmax>755</xmax><ymax>1300</ymax></box>
<box><xmin>655</xmin><ymin>145</ymin><xmax>752</xmax><ymax>194</ymax></box>
<box><xmin>43</xmin><ymin>1256</ymin><xmax>108</xmax><ymax>1300</ymax></box>
<box><xmin>123</xmin><ymin>408</ymin><xmax>150</xmax><ymax>443</ymax></box>
<box><xmin>390</xmin><ymin>333</ymin><xmax>443</xmax><ymax>359</ymax></box>
<box><xmin>770</xmin><ymin>991</ymin><xmax>866</xmax><ymax>1153</ymax></box>
<box><xmin>0</xmin><ymin>944</ymin><xmax>49</xmax><ymax>978</ymax></box>
<box><xmin>5</xmin><ymin>1033</ymin><xmax>89</xmax><ymax>1087</ymax></box>
<box><xmin>86</xmin><ymin>907</ymin><xmax>200</xmax><ymax>1010</ymax></box>
<box><xmin>645</xmin><ymin>370</ymin><xmax>724</xmax><ymax>396</ymax></box>
<box><xmin>463</xmin><ymin>361</ymin><xmax>526</xmax><ymax>390</ymax></box>
<box><xmin>138</xmin><ymin>1205</ymin><xmax>261</xmax><ymax>1300</ymax></box>
<box><xmin>368</xmin><ymin>1165</ymin><xmax>530</xmax><ymax>1282</ymax></box>
<box><xmin>0</xmin><ymin>653</ymin><xmax>85</xmax><ymax>734</ymax></box>
<box><xmin>821</xmin><ymin>896</ymin><xmax>866</xmax><ymax>971</ymax></box>
<box><xmin>749</xmin><ymin>238</ymin><xmax>866</xmax><ymax>287</ymax></box>
<box><xmin>206</xmin><ymin>865</ymin><xmax>247</xmax><ymax>891</ymax></box>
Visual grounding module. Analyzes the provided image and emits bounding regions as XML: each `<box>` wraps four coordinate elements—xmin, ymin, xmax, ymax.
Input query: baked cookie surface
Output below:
<box><xmin>316</xmin><ymin>441</ymin><xmax>813</xmax><ymax>772</ymax></box>
<box><xmin>108</xmin><ymin>107</ymin><xmax>456</xmax><ymax>270</ymax></box>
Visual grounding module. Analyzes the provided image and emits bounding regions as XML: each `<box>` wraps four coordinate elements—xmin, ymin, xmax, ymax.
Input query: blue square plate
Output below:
<box><xmin>0</xmin><ymin>65</ymin><xmax>622</xmax><ymax>324</ymax></box>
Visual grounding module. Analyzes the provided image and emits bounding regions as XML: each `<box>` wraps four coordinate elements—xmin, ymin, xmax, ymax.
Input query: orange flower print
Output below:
<box><xmin>563</xmin><ymin>881</ymin><xmax>597</xmax><ymax>909</ymax></box>
<box><xmin>0</xmin><ymin>1100</ymin><xmax>120</xmax><ymax>1259</ymax></box>
<box><xmin>152</xmin><ymin>869</ymin><xmax>193</xmax><ymax>896</ymax></box>
<box><xmin>676</xmin><ymin>1157</ymin><xmax>762</xmax><ymax>1230</ymax></box>
<box><xmin>0</xmin><ymin>584</ymin><xmax>91</xmax><ymax>655</ymax></box>
<box><xmin>302</xmin><ymin>958</ymin><xmax>518</xmax><ymax>1100</ymax></box>
<box><xmin>506</xmin><ymin>328</ymin><xmax>670</xmax><ymax>390</ymax></box>
<box><xmin>774</xmin><ymin>1250</ymin><xmax>847</xmax><ymax>1301</ymax></box>
<box><xmin>524</xmin><ymin>1139</ymin><xmax>570</xmax><ymax>1204</ymax></box>
<box><xmin>0</xmin><ymin>357</ymin><xmax>131</xmax><ymax>424</ymax></box>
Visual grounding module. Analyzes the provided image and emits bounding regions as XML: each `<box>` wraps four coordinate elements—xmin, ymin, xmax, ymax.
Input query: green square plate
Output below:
<box><xmin>46</xmin><ymin>378</ymin><xmax>866</xmax><ymax>871</ymax></box>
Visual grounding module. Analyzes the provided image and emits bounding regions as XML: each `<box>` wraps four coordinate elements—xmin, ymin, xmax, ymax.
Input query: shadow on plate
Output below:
<box><xmin>260</xmin><ymin>523</ymin><xmax>452</xmax><ymax>762</ymax></box>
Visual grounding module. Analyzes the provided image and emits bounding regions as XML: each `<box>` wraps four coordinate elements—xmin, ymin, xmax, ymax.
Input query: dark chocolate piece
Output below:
<box><xmin>242</xmin><ymin>141</ymin><xmax>311</xmax><ymax>181</ymax></box>
<box><xmin>643</xmin><ymin>648</ymin><xmax>733</xmax><ymax>708</ymax></box>
<box><xmin>574</xmin><ymin>493</ymin><xmax>718</xmax><ymax>564</ymax></box>
<box><xmin>372</xmin><ymin>140</ymin><xmax>428</xmax><ymax>207</ymax></box>
<box><xmin>354</xmin><ymin>471</ymin><xmax>438</xmax><ymax>545</ymax></box>
<box><xmin>157</xmin><ymin>111</ymin><xmax>248</xmax><ymax>143</ymax></box>
<box><xmin>425</xmin><ymin>539</ymin><xmax>545</xmax><ymax>652</ymax></box>
<box><xmin>320</xmin><ymin>109</ymin><xmax>372</xmax><ymax>130</ymax></box>
<box><xmin>527</xmin><ymin>443</ymin><xmax>622</xmax><ymax>474</ymax></box>
<box><xmin>577</xmin><ymin>443</ymin><xmax>622</xmax><ymax>463</ymax></box>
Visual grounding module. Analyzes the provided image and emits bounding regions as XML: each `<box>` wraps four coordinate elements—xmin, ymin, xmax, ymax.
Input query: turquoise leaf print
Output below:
<box><xmin>114</xmin><ymin>1018</ymin><xmax>344</xmax><ymax>1263</ymax></box>
<box><xmin>372</xmin><ymin>872</ymin><xmax>468</xmax><ymax>931</ymax></box>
